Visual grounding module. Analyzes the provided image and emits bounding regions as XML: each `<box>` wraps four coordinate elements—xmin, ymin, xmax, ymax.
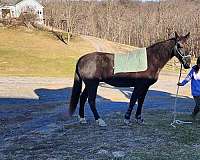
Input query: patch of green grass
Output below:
<box><xmin>64</xmin><ymin>109</ymin><xmax>200</xmax><ymax>159</ymax></box>
<box><xmin>128</xmin><ymin>148</ymin><xmax>200</xmax><ymax>160</ymax></box>
<box><xmin>123</xmin><ymin>110</ymin><xmax>200</xmax><ymax>160</ymax></box>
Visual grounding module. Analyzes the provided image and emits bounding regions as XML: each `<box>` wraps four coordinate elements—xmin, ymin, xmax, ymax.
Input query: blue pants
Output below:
<box><xmin>193</xmin><ymin>96</ymin><xmax>200</xmax><ymax>116</ymax></box>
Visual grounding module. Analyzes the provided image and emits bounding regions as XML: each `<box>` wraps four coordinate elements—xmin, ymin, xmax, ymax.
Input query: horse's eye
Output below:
<box><xmin>177</xmin><ymin>43</ymin><xmax>183</xmax><ymax>48</ymax></box>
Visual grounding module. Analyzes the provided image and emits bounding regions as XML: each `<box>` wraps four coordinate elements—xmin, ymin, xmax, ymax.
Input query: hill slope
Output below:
<box><xmin>0</xmin><ymin>27</ymin><xmax>137</xmax><ymax>77</ymax></box>
<box><xmin>0</xmin><ymin>27</ymin><xmax>95</xmax><ymax>77</ymax></box>
<box><xmin>0</xmin><ymin>27</ymin><xmax>188</xmax><ymax>77</ymax></box>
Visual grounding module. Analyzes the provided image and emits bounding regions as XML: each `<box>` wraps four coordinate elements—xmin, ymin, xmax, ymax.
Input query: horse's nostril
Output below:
<box><xmin>185</xmin><ymin>65</ymin><xmax>190</xmax><ymax>69</ymax></box>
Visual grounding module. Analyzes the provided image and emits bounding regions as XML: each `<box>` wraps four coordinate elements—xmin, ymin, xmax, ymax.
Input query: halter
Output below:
<box><xmin>173</xmin><ymin>43</ymin><xmax>191</xmax><ymax>62</ymax></box>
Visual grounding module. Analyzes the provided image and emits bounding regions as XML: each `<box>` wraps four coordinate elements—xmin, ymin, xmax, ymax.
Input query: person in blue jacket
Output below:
<box><xmin>178</xmin><ymin>56</ymin><xmax>200</xmax><ymax>119</ymax></box>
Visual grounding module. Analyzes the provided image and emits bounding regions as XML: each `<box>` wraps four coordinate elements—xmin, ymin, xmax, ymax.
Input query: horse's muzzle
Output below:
<box><xmin>182</xmin><ymin>55</ymin><xmax>191</xmax><ymax>69</ymax></box>
<box><xmin>183</xmin><ymin>64</ymin><xmax>190</xmax><ymax>69</ymax></box>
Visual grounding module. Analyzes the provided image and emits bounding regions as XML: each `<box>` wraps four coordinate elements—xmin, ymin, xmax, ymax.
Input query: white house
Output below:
<box><xmin>0</xmin><ymin>0</ymin><xmax>44</xmax><ymax>24</ymax></box>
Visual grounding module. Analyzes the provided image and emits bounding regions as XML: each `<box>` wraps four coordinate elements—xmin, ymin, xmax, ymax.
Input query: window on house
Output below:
<box><xmin>2</xmin><ymin>9</ymin><xmax>11</xmax><ymax>18</ymax></box>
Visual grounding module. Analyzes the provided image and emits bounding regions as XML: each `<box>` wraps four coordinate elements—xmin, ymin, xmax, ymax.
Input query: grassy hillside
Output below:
<box><xmin>0</xmin><ymin>27</ymin><xmax>95</xmax><ymax>77</ymax></box>
<box><xmin>0</xmin><ymin>27</ymin><xmax>194</xmax><ymax>77</ymax></box>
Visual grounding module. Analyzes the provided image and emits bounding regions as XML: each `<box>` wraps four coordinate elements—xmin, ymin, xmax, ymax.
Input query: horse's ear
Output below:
<box><xmin>185</xmin><ymin>32</ymin><xmax>190</xmax><ymax>39</ymax></box>
<box><xmin>175</xmin><ymin>31</ymin><xmax>179</xmax><ymax>39</ymax></box>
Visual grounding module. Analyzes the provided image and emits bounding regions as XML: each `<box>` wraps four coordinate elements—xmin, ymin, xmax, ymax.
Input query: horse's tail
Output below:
<box><xmin>69</xmin><ymin>66</ymin><xmax>82</xmax><ymax>116</ymax></box>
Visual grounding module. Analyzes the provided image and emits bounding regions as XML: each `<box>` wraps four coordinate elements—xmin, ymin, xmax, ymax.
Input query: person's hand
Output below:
<box><xmin>177</xmin><ymin>82</ymin><xmax>183</xmax><ymax>86</ymax></box>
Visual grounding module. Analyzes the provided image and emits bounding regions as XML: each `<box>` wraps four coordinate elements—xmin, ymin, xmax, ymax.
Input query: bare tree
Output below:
<box><xmin>41</xmin><ymin>0</ymin><xmax>200</xmax><ymax>57</ymax></box>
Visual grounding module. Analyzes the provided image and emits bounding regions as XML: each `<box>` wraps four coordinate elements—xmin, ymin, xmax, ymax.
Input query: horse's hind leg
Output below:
<box><xmin>79</xmin><ymin>87</ymin><xmax>88</xmax><ymax>124</ymax></box>
<box><xmin>87</xmin><ymin>83</ymin><xmax>99</xmax><ymax>120</ymax></box>
<box><xmin>79</xmin><ymin>87</ymin><xmax>88</xmax><ymax>118</ymax></box>
<box><xmin>86</xmin><ymin>82</ymin><xmax>107</xmax><ymax>127</ymax></box>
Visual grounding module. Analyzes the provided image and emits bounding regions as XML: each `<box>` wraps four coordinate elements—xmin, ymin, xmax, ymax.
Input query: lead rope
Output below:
<box><xmin>170</xmin><ymin>64</ymin><xmax>192</xmax><ymax>128</ymax></box>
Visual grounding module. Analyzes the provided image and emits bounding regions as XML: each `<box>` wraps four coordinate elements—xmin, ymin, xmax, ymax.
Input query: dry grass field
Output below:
<box><xmin>0</xmin><ymin>27</ymin><xmax>95</xmax><ymax>77</ymax></box>
<box><xmin>0</xmin><ymin>27</ymin><xmax>139</xmax><ymax>77</ymax></box>
<box><xmin>0</xmin><ymin>27</ymin><xmax>195</xmax><ymax>77</ymax></box>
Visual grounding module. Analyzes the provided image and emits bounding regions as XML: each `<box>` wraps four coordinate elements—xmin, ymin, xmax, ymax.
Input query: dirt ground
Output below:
<box><xmin>0</xmin><ymin>71</ymin><xmax>198</xmax><ymax>160</ymax></box>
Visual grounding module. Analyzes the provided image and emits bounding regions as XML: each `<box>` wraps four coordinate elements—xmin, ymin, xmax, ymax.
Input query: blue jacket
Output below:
<box><xmin>180</xmin><ymin>66</ymin><xmax>200</xmax><ymax>96</ymax></box>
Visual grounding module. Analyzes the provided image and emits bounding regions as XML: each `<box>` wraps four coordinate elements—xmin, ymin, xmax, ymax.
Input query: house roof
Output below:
<box><xmin>15</xmin><ymin>0</ymin><xmax>23</xmax><ymax>5</ymax></box>
<box><xmin>0</xmin><ymin>0</ymin><xmax>22</xmax><ymax>6</ymax></box>
<box><xmin>0</xmin><ymin>0</ymin><xmax>43</xmax><ymax>6</ymax></box>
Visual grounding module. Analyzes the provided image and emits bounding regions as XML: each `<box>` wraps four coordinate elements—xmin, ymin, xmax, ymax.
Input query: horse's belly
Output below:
<box><xmin>104</xmin><ymin>78</ymin><xmax>136</xmax><ymax>87</ymax></box>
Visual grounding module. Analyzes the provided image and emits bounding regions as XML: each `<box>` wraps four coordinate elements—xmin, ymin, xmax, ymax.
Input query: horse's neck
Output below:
<box><xmin>148</xmin><ymin>40</ymin><xmax>174</xmax><ymax>70</ymax></box>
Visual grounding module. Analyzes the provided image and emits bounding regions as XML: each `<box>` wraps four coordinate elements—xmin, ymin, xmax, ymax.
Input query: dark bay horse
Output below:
<box><xmin>69</xmin><ymin>32</ymin><xmax>191</xmax><ymax>126</ymax></box>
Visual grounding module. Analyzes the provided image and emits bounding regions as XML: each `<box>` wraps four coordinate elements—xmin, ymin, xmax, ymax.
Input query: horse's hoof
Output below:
<box><xmin>96</xmin><ymin>118</ymin><xmax>107</xmax><ymax>127</ymax></box>
<box><xmin>78</xmin><ymin>116</ymin><xmax>87</xmax><ymax>124</ymax></box>
<box><xmin>124</xmin><ymin>119</ymin><xmax>131</xmax><ymax>125</ymax></box>
<box><xmin>135</xmin><ymin>118</ymin><xmax>144</xmax><ymax>125</ymax></box>
<box><xmin>191</xmin><ymin>114</ymin><xmax>197</xmax><ymax>122</ymax></box>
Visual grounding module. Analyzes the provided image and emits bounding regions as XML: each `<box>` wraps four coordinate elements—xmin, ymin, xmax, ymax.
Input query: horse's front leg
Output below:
<box><xmin>135</xmin><ymin>87</ymin><xmax>149</xmax><ymax>124</ymax></box>
<box><xmin>124</xmin><ymin>86</ymin><xmax>149</xmax><ymax>125</ymax></box>
<box><xmin>124</xmin><ymin>87</ymin><xmax>139</xmax><ymax>124</ymax></box>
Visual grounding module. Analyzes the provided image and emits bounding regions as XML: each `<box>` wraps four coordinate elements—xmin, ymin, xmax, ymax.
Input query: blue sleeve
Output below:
<box><xmin>180</xmin><ymin>69</ymin><xmax>193</xmax><ymax>86</ymax></box>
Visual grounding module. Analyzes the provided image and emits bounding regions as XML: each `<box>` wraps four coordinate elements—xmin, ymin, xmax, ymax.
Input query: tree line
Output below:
<box><xmin>31</xmin><ymin>0</ymin><xmax>200</xmax><ymax>57</ymax></box>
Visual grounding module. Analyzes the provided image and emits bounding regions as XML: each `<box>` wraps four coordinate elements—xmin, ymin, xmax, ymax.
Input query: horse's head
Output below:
<box><xmin>173</xmin><ymin>32</ymin><xmax>191</xmax><ymax>69</ymax></box>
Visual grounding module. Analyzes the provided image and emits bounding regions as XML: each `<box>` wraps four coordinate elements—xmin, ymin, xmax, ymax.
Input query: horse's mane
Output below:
<box><xmin>148</xmin><ymin>38</ymin><xmax>176</xmax><ymax>48</ymax></box>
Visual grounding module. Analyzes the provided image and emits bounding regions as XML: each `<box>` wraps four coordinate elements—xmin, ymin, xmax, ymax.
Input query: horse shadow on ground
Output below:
<box><xmin>0</xmin><ymin>85</ymin><xmax>194</xmax><ymax>118</ymax></box>
<box><xmin>118</xmin><ymin>87</ymin><xmax>194</xmax><ymax>113</ymax></box>
<box><xmin>0</xmin><ymin>86</ymin><xmax>194</xmax><ymax>143</ymax></box>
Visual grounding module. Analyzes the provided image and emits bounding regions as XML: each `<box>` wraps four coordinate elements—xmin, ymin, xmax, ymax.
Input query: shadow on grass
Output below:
<box><xmin>0</xmin><ymin>86</ymin><xmax>197</xmax><ymax>160</ymax></box>
<box><xmin>0</xmin><ymin>85</ymin><xmax>194</xmax><ymax>114</ymax></box>
<box><xmin>119</xmin><ymin>87</ymin><xmax>194</xmax><ymax>113</ymax></box>
<box><xmin>0</xmin><ymin>86</ymin><xmax>194</xmax><ymax>132</ymax></box>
